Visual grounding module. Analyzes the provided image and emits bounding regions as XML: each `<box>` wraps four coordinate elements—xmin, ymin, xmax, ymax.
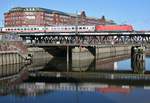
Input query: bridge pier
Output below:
<box><xmin>131</xmin><ymin>46</ymin><xmax>145</xmax><ymax>73</ymax></box>
<box><xmin>67</xmin><ymin>45</ymin><xmax>69</xmax><ymax>72</ymax></box>
<box><xmin>71</xmin><ymin>47</ymin><xmax>94</xmax><ymax>72</ymax></box>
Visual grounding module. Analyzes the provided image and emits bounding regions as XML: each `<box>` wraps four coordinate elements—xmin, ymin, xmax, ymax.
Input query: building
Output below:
<box><xmin>4</xmin><ymin>7</ymin><xmax>116</xmax><ymax>27</ymax></box>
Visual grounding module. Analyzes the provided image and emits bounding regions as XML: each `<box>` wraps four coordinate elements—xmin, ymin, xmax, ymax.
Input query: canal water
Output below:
<box><xmin>0</xmin><ymin>56</ymin><xmax>150</xmax><ymax>103</ymax></box>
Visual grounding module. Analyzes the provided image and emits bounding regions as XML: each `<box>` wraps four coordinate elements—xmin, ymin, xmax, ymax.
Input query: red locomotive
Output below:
<box><xmin>96</xmin><ymin>25</ymin><xmax>133</xmax><ymax>32</ymax></box>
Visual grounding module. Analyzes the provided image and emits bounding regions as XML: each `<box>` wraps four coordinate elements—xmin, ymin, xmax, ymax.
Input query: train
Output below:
<box><xmin>0</xmin><ymin>25</ymin><xmax>133</xmax><ymax>33</ymax></box>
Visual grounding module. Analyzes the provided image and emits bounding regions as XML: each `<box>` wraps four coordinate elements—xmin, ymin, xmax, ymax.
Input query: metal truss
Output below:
<box><xmin>17</xmin><ymin>31</ymin><xmax>150</xmax><ymax>46</ymax></box>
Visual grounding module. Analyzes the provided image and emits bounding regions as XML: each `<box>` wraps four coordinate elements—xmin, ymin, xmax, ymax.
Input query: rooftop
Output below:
<box><xmin>7</xmin><ymin>7</ymin><xmax>101</xmax><ymax>20</ymax></box>
<box><xmin>7</xmin><ymin>7</ymin><xmax>69</xmax><ymax>16</ymax></box>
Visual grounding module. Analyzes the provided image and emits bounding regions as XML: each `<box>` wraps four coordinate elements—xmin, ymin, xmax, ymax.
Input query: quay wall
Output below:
<box><xmin>96</xmin><ymin>45</ymin><xmax>131</xmax><ymax>59</ymax></box>
<box><xmin>72</xmin><ymin>45</ymin><xmax>131</xmax><ymax>61</ymax></box>
<box><xmin>0</xmin><ymin>51</ymin><xmax>26</xmax><ymax>65</ymax></box>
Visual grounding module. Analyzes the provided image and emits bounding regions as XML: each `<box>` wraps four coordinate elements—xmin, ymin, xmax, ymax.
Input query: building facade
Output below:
<box><xmin>4</xmin><ymin>7</ymin><xmax>115</xmax><ymax>27</ymax></box>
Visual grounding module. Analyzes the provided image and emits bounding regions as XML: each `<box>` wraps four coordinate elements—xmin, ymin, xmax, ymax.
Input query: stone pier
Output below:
<box><xmin>27</xmin><ymin>47</ymin><xmax>53</xmax><ymax>60</ymax></box>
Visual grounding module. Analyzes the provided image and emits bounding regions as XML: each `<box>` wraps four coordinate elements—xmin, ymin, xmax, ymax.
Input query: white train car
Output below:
<box><xmin>47</xmin><ymin>25</ymin><xmax>95</xmax><ymax>32</ymax></box>
<box><xmin>2</xmin><ymin>26</ymin><xmax>47</xmax><ymax>33</ymax></box>
<box><xmin>1</xmin><ymin>25</ymin><xmax>95</xmax><ymax>33</ymax></box>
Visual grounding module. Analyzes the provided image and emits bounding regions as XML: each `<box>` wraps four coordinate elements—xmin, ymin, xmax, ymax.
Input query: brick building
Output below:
<box><xmin>4</xmin><ymin>7</ymin><xmax>115</xmax><ymax>27</ymax></box>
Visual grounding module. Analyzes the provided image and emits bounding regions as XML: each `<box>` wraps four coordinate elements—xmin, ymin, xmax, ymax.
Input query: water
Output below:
<box><xmin>117</xmin><ymin>57</ymin><xmax>150</xmax><ymax>71</ymax></box>
<box><xmin>0</xmin><ymin>83</ymin><xmax>150</xmax><ymax>103</ymax></box>
<box><xmin>0</xmin><ymin>56</ymin><xmax>150</xmax><ymax>103</ymax></box>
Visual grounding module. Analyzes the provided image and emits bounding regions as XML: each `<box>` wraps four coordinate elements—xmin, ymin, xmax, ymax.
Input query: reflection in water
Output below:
<box><xmin>0</xmin><ymin>64</ymin><xmax>29</xmax><ymax>96</ymax></box>
<box><xmin>1</xmin><ymin>56</ymin><xmax>150</xmax><ymax>103</ymax></box>
<box><xmin>0</xmin><ymin>63</ymin><xmax>26</xmax><ymax>78</ymax></box>
<box><xmin>27</xmin><ymin>58</ymin><xmax>52</xmax><ymax>71</ymax></box>
<box><xmin>131</xmin><ymin>60</ymin><xmax>145</xmax><ymax>73</ymax></box>
<box><xmin>26</xmin><ymin>56</ymin><xmax>150</xmax><ymax>73</ymax></box>
<box><xmin>17</xmin><ymin>83</ymin><xmax>132</xmax><ymax>96</ymax></box>
<box><xmin>72</xmin><ymin>58</ymin><xmax>94</xmax><ymax>72</ymax></box>
<box><xmin>40</xmin><ymin>55</ymin><xmax>130</xmax><ymax>72</ymax></box>
<box><xmin>0</xmin><ymin>82</ymin><xmax>150</xmax><ymax>103</ymax></box>
<box><xmin>0</xmin><ymin>58</ymin><xmax>52</xmax><ymax>96</ymax></box>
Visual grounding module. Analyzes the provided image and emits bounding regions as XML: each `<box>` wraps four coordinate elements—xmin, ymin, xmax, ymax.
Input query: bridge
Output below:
<box><xmin>11</xmin><ymin>31</ymin><xmax>149</xmax><ymax>74</ymax></box>
<box><xmin>16</xmin><ymin>31</ymin><xmax>150</xmax><ymax>46</ymax></box>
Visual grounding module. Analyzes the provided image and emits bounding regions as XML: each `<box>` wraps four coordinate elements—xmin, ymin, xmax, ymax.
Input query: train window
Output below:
<box><xmin>79</xmin><ymin>27</ymin><xmax>82</xmax><ymax>29</ymax></box>
<box><xmin>65</xmin><ymin>28</ymin><xmax>67</xmax><ymax>30</ymax></box>
<box><xmin>72</xmin><ymin>27</ymin><xmax>75</xmax><ymax>29</ymax></box>
<box><xmin>83</xmin><ymin>27</ymin><xmax>85</xmax><ymax>29</ymax></box>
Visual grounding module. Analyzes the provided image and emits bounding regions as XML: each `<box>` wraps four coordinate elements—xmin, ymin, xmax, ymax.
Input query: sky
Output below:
<box><xmin>0</xmin><ymin>0</ymin><xmax>150</xmax><ymax>30</ymax></box>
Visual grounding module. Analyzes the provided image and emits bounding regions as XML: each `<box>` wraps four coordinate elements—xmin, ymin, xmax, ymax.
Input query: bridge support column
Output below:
<box><xmin>131</xmin><ymin>46</ymin><xmax>145</xmax><ymax>73</ymax></box>
<box><xmin>67</xmin><ymin>45</ymin><xmax>69</xmax><ymax>72</ymax></box>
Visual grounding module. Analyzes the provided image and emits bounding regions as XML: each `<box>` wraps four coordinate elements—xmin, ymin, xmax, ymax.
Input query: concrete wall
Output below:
<box><xmin>72</xmin><ymin>46</ymin><xmax>131</xmax><ymax>61</ymax></box>
<box><xmin>0</xmin><ymin>51</ymin><xmax>26</xmax><ymax>65</ymax></box>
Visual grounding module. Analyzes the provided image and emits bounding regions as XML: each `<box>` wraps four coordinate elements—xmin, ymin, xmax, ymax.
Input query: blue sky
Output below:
<box><xmin>0</xmin><ymin>0</ymin><xmax>150</xmax><ymax>30</ymax></box>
